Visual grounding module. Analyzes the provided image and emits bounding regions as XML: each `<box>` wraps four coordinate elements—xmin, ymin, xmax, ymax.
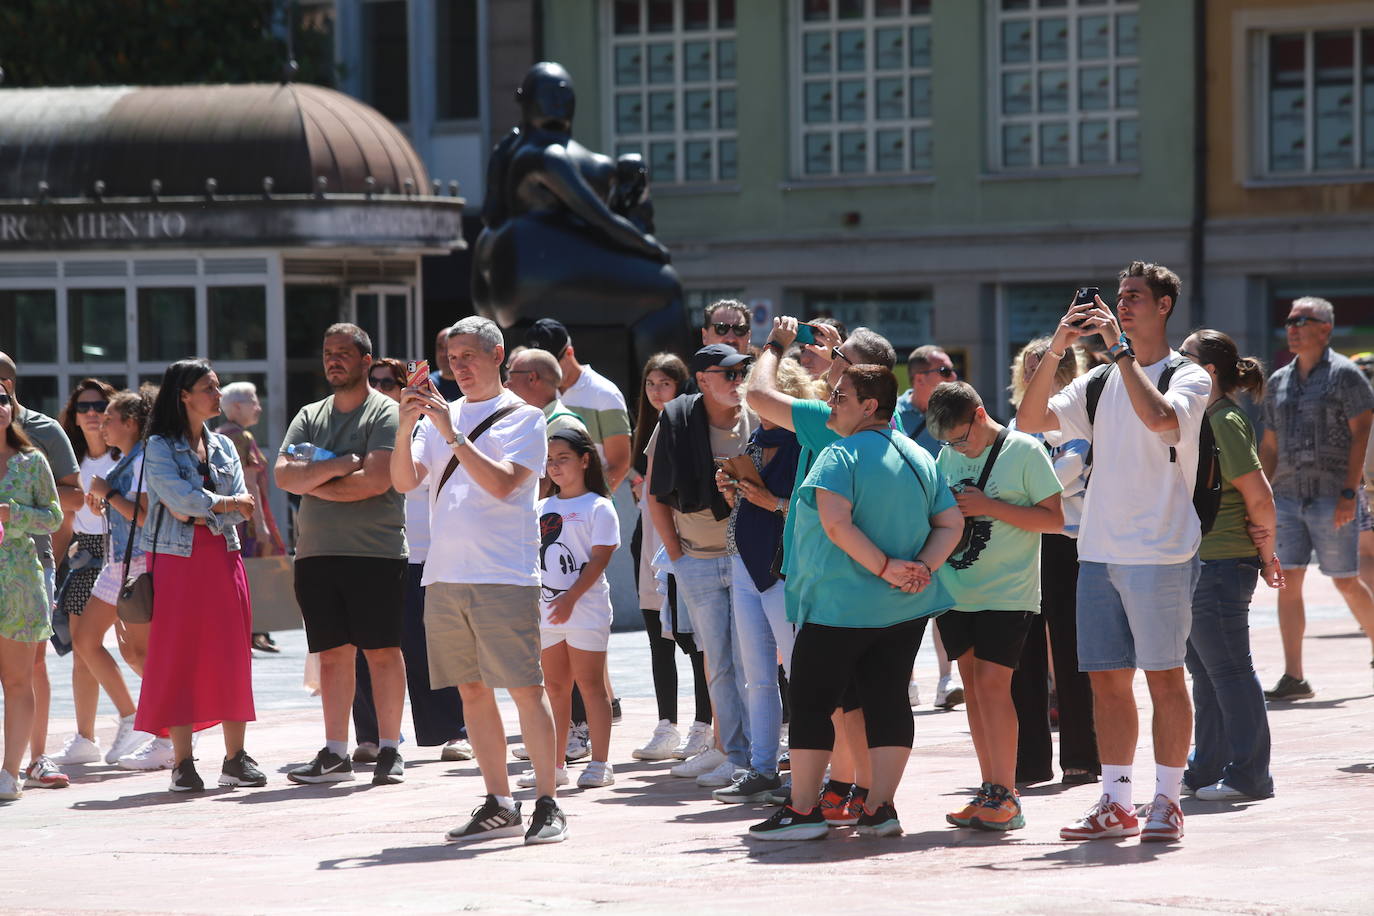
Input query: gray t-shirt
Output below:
<box><xmin>280</xmin><ymin>388</ymin><xmax>407</xmax><ymax>560</ymax></box>
<box><xmin>17</xmin><ymin>405</ymin><xmax>78</xmax><ymax>564</ymax></box>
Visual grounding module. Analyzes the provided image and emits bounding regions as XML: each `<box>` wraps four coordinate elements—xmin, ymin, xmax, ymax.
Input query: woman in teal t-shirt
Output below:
<box><xmin>750</xmin><ymin>365</ymin><xmax>962</xmax><ymax>842</ymax></box>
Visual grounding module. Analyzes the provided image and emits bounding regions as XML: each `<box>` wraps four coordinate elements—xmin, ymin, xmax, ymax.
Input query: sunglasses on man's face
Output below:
<box><xmin>830</xmin><ymin>347</ymin><xmax>853</xmax><ymax>367</ymax></box>
<box><xmin>369</xmin><ymin>376</ymin><xmax>399</xmax><ymax>391</ymax></box>
<box><xmin>915</xmin><ymin>365</ymin><xmax>955</xmax><ymax>378</ymax></box>
<box><xmin>74</xmin><ymin>400</ymin><xmax>109</xmax><ymax>414</ymax></box>
<box><xmin>703</xmin><ymin>367</ymin><xmax>747</xmax><ymax>382</ymax></box>
<box><xmin>710</xmin><ymin>322</ymin><xmax>750</xmax><ymax>337</ymax></box>
<box><xmin>1284</xmin><ymin>316</ymin><xmax>1329</xmax><ymax>328</ymax></box>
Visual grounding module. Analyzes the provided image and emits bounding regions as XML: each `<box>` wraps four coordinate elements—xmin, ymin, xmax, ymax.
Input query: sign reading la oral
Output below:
<box><xmin>0</xmin><ymin>210</ymin><xmax>188</xmax><ymax>243</ymax></box>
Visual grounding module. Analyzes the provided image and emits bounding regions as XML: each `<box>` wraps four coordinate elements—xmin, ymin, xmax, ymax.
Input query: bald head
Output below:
<box><xmin>508</xmin><ymin>347</ymin><xmax>562</xmax><ymax>408</ymax></box>
<box><xmin>0</xmin><ymin>351</ymin><xmax>15</xmax><ymax>376</ymax></box>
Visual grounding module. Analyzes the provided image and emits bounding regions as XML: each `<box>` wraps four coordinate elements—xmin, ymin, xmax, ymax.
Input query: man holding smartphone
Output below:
<box><xmin>1018</xmin><ymin>261</ymin><xmax>1210</xmax><ymax>844</ymax></box>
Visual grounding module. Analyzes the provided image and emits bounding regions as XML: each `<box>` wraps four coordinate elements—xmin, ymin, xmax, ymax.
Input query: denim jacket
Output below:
<box><xmin>139</xmin><ymin>428</ymin><xmax>248</xmax><ymax>557</ymax></box>
<box><xmin>104</xmin><ymin>442</ymin><xmax>145</xmax><ymax>560</ymax></box>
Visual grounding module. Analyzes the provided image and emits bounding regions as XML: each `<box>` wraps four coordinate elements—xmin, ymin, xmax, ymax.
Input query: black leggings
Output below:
<box><xmin>643</xmin><ymin>609</ymin><xmax>712</xmax><ymax>725</ymax></box>
<box><xmin>789</xmin><ymin>618</ymin><xmax>927</xmax><ymax>750</ymax></box>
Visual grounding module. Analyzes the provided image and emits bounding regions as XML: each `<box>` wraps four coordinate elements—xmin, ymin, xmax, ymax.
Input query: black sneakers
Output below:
<box><xmin>287</xmin><ymin>748</ymin><xmax>356</xmax><ymax>784</ymax></box>
<box><xmin>524</xmin><ymin>795</ymin><xmax>569</xmax><ymax>845</ymax></box>
<box><xmin>445</xmin><ymin>795</ymin><xmax>524</xmax><ymax>843</ymax></box>
<box><xmin>170</xmin><ymin>757</ymin><xmax>204</xmax><ymax>793</ymax></box>
<box><xmin>1264</xmin><ymin>674</ymin><xmax>1315</xmax><ymax>700</ymax></box>
<box><xmin>713</xmin><ymin>769</ymin><xmax>783</xmax><ymax>804</ymax></box>
<box><xmin>855</xmin><ymin>802</ymin><xmax>903</xmax><ymax>837</ymax></box>
<box><xmin>219</xmin><ymin>750</ymin><xmax>267</xmax><ymax>787</ymax></box>
<box><xmin>748</xmin><ymin>804</ymin><xmax>829</xmax><ymax>841</ymax></box>
<box><xmin>372</xmin><ymin>746</ymin><xmax>405</xmax><ymax>785</ymax></box>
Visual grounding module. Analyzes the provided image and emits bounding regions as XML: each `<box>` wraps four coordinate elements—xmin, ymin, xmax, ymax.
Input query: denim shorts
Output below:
<box><xmin>1274</xmin><ymin>496</ymin><xmax>1359</xmax><ymax>579</ymax></box>
<box><xmin>1076</xmin><ymin>557</ymin><xmax>1200</xmax><ymax>672</ymax></box>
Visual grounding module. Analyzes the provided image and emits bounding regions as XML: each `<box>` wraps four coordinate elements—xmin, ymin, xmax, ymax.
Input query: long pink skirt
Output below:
<box><xmin>134</xmin><ymin>527</ymin><xmax>256</xmax><ymax>736</ymax></box>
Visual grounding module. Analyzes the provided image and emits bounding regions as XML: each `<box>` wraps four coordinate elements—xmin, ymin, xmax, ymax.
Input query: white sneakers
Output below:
<box><xmin>0</xmin><ymin>769</ymin><xmax>22</xmax><ymax>800</ymax></box>
<box><xmin>671</xmin><ymin>747</ymin><xmax>726</xmax><ymax>778</ymax></box>
<box><xmin>935</xmin><ymin>675</ymin><xmax>965</xmax><ymax>709</ymax></box>
<box><xmin>1194</xmin><ymin>780</ymin><xmax>1249</xmax><ymax>801</ymax></box>
<box><xmin>696</xmin><ymin>759</ymin><xmax>744</xmax><ymax>788</ymax></box>
<box><xmin>632</xmin><ymin>720</ymin><xmax>681</xmax><ymax>761</ymax></box>
<box><xmin>106</xmin><ymin>714</ymin><xmax>147</xmax><ymax>764</ymax></box>
<box><xmin>517</xmin><ymin>766</ymin><xmax>570</xmax><ymax>788</ymax></box>
<box><xmin>118</xmin><ymin>736</ymin><xmax>176</xmax><ymax>771</ymax></box>
<box><xmin>441</xmin><ymin>739</ymin><xmax>474</xmax><ymax>761</ymax></box>
<box><xmin>24</xmin><ymin>756</ymin><xmax>69</xmax><ymax>789</ymax></box>
<box><xmin>674</xmin><ymin>722</ymin><xmax>713</xmax><ymax>760</ymax></box>
<box><xmin>907</xmin><ymin>681</ymin><xmax>921</xmax><ymax>707</ymax></box>
<box><xmin>52</xmin><ymin>734</ymin><xmax>103</xmax><ymax>765</ymax></box>
<box><xmin>565</xmin><ymin>724</ymin><xmax>591</xmax><ymax>762</ymax></box>
<box><xmin>577</xmin><ymin>761</ymin><xmax>615</xmax><ymax>788</ymax></box>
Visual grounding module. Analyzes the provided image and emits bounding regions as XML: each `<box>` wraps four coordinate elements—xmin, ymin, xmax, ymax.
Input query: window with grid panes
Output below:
<box><xmin>1261</xmin><ymin>28</ymin><xmax>1374</xmax><ymax>177</ymax></box>
<box><xmin>992</xmin><ymin>0</ymin><xmax>1139</xmax><ymax>170</ymax></box>
<box><xmin>797</xmin><ymin>0</ymin><xmax>933</xmax><ymax>177</ymax></box>
<box><xmin>608</xmin><ymin>0</ymin><xmax>739</xmax><ymax>185</ymax></box>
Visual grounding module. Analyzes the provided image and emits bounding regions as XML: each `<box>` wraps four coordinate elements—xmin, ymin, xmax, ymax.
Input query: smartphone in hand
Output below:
<box><xmin>1069</xmin><ymin>287</ymin><xmax>1099</xmax><ymax>327</ymax></box>
<box><xmin>405</xmin><ymin>359</ymin><xmax>430</xmax><ymax>388</ymax></box>
<box><xmin>794</xmin><ymin>322</ymin><xmax>818</xmax><ymax>346</ymax></box>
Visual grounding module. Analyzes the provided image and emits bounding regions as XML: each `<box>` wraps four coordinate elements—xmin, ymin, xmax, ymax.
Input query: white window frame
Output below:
<box><xmin>602</xmin><ymin>0</ymin><xmax>740</xmax><ymax>186</ymax></box>
<box><xmin>1250</xmin><ymin>24</ymin><xmax>1374</xmax><ymax>181</ymax></box>
<box><xmin>790</xmin><ymin>0</ymin><xmax>935</xmax><ymax>180</ymax></box>
<box><xmin>987</xmin><ymin>0</ymin><xmax>1140</xmax><ymax>172</ymax></box>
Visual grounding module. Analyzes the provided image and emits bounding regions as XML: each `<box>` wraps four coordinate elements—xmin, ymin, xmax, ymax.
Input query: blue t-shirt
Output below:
<box><xmin>785</xmin><ymin>429</ymin><xmax>956</xmax><ymax>628</ymax></box>
<box><xmin>781</xmin><ymin>399</ymin><xmax>840</xmax><ymax>582</ymax></box>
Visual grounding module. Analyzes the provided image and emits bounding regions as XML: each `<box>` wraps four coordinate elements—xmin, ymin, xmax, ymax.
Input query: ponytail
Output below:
<box><xmin>1190</xmin><ymin>329</ymin><xmax>1265</xmax><ymax>399</ymax></box>
<box><xmin>1233</xmin><ymin>356</ymin><xmax>1265</xmax><ymax>400</ymax></box>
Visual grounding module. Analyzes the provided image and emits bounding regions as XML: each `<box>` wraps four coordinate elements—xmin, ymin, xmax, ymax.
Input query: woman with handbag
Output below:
<box><xmin>137</xmin><ymin>359</ymin><xmax>265</xmax><ymax>793</ymax></box>
<box><xmin>749</xmin><ymin>365</ymin><xmax>962</xmax><ymax>840</ymax></box>
<box><xmin>710</xmin><ymin>357</ymin><xmax>812</xmax><ymax>803</ymax></box>
<box><xmin>0</xmin><ymin>388</ymin><xmax>64</xmax><ymax>800</ymax></box>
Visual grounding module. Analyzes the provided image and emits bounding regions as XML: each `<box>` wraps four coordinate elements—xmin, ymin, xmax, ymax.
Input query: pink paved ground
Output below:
<box><xmin>5</xmin><ymin>578</ymin><xmax>1374</xmax><ymax>915</ymax></box>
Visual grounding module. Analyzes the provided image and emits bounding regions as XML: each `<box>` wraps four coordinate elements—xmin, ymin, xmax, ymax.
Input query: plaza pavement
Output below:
<box><xmin>5</xmin><ymin>576</ymin><xmax>1373</xmax><ymax>915</ymax></box>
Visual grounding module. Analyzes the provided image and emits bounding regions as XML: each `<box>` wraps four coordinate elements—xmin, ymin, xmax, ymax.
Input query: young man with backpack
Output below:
<box><xmin>1017</xmin><ymin>261</ymin><xmax>1211</xmax><ymax>843</ymax></box>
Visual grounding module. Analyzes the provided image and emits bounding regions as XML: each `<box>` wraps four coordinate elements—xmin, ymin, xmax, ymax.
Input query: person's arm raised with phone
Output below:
<box><xmin>746</xmin><ymin>317</ymin><xmax>845</xmax><ymax>429</ymax></box>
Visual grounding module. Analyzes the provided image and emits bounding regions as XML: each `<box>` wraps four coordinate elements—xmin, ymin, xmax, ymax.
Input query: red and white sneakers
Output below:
<box><xmin>1060</xmin><ymin>793</ymin><xmax>1140</xmax><ymax>840</ymax></box>
<box><xmin>1139</xmin><ymin>793</ymin><xmax>1185</xmax><ymax>842</ymax></box>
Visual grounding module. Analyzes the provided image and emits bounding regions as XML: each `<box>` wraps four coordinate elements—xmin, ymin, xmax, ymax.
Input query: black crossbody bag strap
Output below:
<box><xmin>975</xmin><ymin>427</ymin><xmax>1010</xmax><ymax>493</ymax></box>
<box><xmin>872</xmin><ymin>430</ymin><xmax>929</xmax><ymax>501</ymax></box>
<box><xmin>434</xmin><ymin>404</ymin><xmax>522</xmax><ymax>500</ymax></box>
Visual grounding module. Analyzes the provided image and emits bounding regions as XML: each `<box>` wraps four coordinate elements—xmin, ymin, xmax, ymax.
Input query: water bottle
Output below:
<box><xmin>286</xmin><ymin>443</ymin><xmax>337</xmax><ymax>461</ymax></box>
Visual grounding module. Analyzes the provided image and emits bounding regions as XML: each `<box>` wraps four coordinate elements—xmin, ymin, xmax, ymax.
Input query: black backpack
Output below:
<box><xmin>1083</xmin><ymin>357</ymin><xmax>1222</xmax><ymax>535</ymax></box>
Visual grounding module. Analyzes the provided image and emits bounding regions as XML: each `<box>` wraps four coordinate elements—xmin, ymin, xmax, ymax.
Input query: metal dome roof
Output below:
<box><xmin>0</xmin><ymin>83</ymin><xmax>430</xmax><ymax>200</ymax></box>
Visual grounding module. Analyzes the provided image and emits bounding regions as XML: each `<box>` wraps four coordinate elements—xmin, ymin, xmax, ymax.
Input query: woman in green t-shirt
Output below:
<box><xmin>1178</xmin><ymin>329</ymin><xmax>1282</xmax><ymax>801</ymax></box>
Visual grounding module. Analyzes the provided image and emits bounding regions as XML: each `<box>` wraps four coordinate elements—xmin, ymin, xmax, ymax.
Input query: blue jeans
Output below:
<box><xmin>674</xmin><ymin>554</ymin><xmax>748</xmax><ymax>767</ymax></box>
<box><xmin>1184</xmin><ymin>557</ymin><xmax>1274</xmax><ymax>798</ymax></box>
<box><xmin>730</xmin><ymin>556</ymin><xmax>794</xmax><ymax>774</ymax></box>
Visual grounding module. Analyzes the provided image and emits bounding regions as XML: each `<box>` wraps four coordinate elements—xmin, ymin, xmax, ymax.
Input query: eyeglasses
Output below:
<box><xmin>914</xmin><ymin>366</ymin><xmax>955</xmax><ymax>378</ymax></box>
<box><xmin>506</xmin><ymin>369</ymin><xmax>539</xmax><ymax>380</ymax></box>
<box><xmin>710</xmin><ymin>322</ymin><xmax>750</xmax><ymax>337</ymax></box>
<box><xmin>369</xmin><ymin>377</ymin><xmax>399</xmax><ymax>391</ymax></box>
<box><xmin>939</xmin><ymin>422</ymin><xmax>974</xmax><ymax>448</ymax></box>
<box><xmin>1285</xmin><ymin>316</ymin><xmax>1329</xmax><ymax>328</ymax></box>
<box><xmin>1179</xmin><ymin>349</ymin><xmax>1202</xmax><ymax>363</ymax></box>
<box><xmin>830</xmin><ymin>347</ymin><xmax>854</xmax><ymax>367</ymax></box>
<box><xmin>74</xmin><ymin>400</ymin><xmax>109</xmax><ymax>414</ymax></box>
<box><xmin>702</xmin><ymin>367</ymin><xmax>747</xmax><ymax>382</ymax></box>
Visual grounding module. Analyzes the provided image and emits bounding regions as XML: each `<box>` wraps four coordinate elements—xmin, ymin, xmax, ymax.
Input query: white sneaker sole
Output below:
<box><xmin>577</xmin><ymin>777</ymin><xmax>615</xmax><ymax>788</ymax></box>
<box><xmin>524</xmin><ymin>826</ymin><xmax>570</xmax><ymax>845</ymax></box>
<box><xmin>445</xmin><ymin>824</ymin><xmax>523</xmax><ymax>843</ymax></box>
<box><xmin>714</xmin><ymin>788</ymin><xmax>779</xmax><ymax>804</ymax></box>
<box><xmin>287</xmin><ymin>771</ymin><xmax>356</xmax><ymax>785</ymax></box>
<box><xmin>631</xmin><ymin>746</ymin><xmax>679</xmax><ymax>761</ymax></box>
<box><xmin>750</xmin><ymin>824</ymin><xmax>829</xmax><ymax>841</ymax></box>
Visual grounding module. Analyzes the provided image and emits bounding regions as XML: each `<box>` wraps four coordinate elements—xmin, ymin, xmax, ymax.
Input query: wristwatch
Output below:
<box><xmin>1107</xmin><ymin>333</ymin><xmax>1134</xmax><ymax>362</ymax></box>
<box><xmin>446</xmin><ymin>428</ymin><xmax>467</xmax><ymax>448</ymax></box>
<box><xmin>1341</xmin><ymin>488</ymin><xmax>1357</xmax><ymax>500</ymax></box>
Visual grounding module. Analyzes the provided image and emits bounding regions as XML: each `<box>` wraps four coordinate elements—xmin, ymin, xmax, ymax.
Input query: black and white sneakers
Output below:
<box><xmin>372</xmin><ymin>747</ymin><xmax>405</xmax><ymax>785</ymax></box>
<box><xmin>748</xmin><ymin>804</ymin><xmax>829</xmax><ymax>841</ymax></box>
<box><xmin>524</xmin><ymin>795</ymin><xmax>569</xmax><ymax>845</ymax></box>
<box><xmin>287</xmin><ymin>748</ymin><xmax>356</xmax><ymax>784</ymax></box>
<box><xmin>219</xmin><ymin>750</ymin><xmax>268</xmax><ymax>787</ymax></box>
<box><xmin>170</xmin><ymin>758</ymin><xmax>205</xmax><ymax>793</ymax></box>
<box><xmin>445</xmin><ymin>795</ymin><xmax>525</xmax><ymax>843</ymax></box>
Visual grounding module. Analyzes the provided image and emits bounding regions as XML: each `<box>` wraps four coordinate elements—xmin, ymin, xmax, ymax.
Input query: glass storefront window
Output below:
<box><xmin>138</xmin><ymin>288</ymin><xmax>196</xmax><ymax>363</ymax></box>
<box><xmin>286</xmin><ymin>285</ymin><xmax>344</xmax><ymax>411</ymax></box>
<box><xmin>68</xmin><ymin>289</ymin><xmax>127</xmax><ymax>363</ymax></box>
<box><xmin>802</xmin><ymin>289</ymin><xmax>932</xmax><ymax>351</ymax></box>
<box><xmin>0</xmin><ymin>290</ymin><xmax>58</xmax><ymax>363</ymax></box>
<box><xmin>16</xmin><ymin>375</ymin><xmax>61</xmax><ymax>420</ymax></box>
<box><xmin>209</xmin><ymin>286</ymin><xmax>268</xmax><ymax>361</ymax></box>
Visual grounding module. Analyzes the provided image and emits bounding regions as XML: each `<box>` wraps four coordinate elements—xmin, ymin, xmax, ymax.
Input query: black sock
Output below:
<box><xmin>850</xmin><ymin>785</ymin><xmax>869</xmax><ymax>802</ymax></box>
<box><xmin>825</xmin><ymin>778</ymin><xmax>850</xmax><ymax>796</ymax></box>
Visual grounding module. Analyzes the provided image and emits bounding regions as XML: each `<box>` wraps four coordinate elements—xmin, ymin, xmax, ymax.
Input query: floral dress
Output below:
<box><xmin>0</xmin><ymin>449</ymin><xmax>63</xmax><ymax>642</ymax></box>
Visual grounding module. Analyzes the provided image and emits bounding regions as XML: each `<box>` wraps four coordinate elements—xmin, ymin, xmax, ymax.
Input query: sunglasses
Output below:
<box><xmin>702</xmin><ymin>367</ymin><xmax>747</xmax><ymax>382</ymax></box>
<box><xmin>710</xmin><ymin>322</ymin><xmax>750</xmax><ymax>337</ymax></box>
<box><xmin>1284</xmin><ymin>316</ymin><xmax>1329</xmax><ymax>328</ymax></box>
<box><xmin>74</xmin><ymin>400</ymin><xmax>109</xmax><ymax>414</ymax></box>
<box><xmin>915</xmin><ymin>366</ymin><xmax>955</xmax><ymax>378</ymax></box>
<box><xmin>830</xmin><ymin>347</ymin><xmax>853</xmax><ymax>367</ymax></box>
<box><xmin>0</xmin><ymin>393</ymin><xmax>10</xmax><ymax>406</ymax></box>
<box><xmin>1179</xmin><ymin>349</ymin><xmax>1202</xmax><ymax>363</ymax></box>
<box><xmin>369</xmin><ymin>376</ymin><xmax>399</xmax><ymax>391</ymax></box>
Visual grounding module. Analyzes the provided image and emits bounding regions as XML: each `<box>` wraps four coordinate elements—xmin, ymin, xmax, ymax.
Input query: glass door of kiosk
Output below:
<box><xmin>351</xmin><ymin>286</ymin><xmax>417</xmax><ymax>362</ymax></box>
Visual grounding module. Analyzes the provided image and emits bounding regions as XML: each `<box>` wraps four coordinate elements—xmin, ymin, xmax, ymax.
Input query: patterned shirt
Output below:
<box><xmin>1262</xmin><ymin>348</ymin><xmax>1374</xmax><ymax>500</ymax></box>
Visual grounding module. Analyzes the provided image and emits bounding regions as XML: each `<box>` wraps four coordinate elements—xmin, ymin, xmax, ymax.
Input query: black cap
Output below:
<box><xmin>526</xmin><ymin>318</ymin><xmax>570</xmax><ymax>358</ymax></box>
<box><xmin>689</xmin><ymin>344</ymin><xmax>753</xmax><ymax>374</ymax></box>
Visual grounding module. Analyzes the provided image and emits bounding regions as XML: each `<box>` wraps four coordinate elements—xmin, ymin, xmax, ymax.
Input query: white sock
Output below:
<box><xmin>494</xmin><ymin>794</ymin><xmax>517</xmax><ymax>811</ymax></box>
<box><xmin>1155</xmin><ymin>764</ymin><xmax>1185</xmax><ymax>804</ymax></box>
<box><xmin>379</xmin><ymin>738</ymin><xmax>400</xmax><ymax>750</ymax></box>
<box><xmin>1103</xmin><ymin>764</ymin><xmax>1133</xmax><ymax>809</ymax></box>
<box><xmin>325</xmin><ymin>740</ymin><xmax>347</xmax><ymax>756</ymax></box>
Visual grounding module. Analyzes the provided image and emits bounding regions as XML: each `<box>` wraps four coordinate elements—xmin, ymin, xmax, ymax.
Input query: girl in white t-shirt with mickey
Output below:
<box><xmin>531</xmin><ymin>428</ymin><xmax>621</xmax><ymax>790</ymax></box>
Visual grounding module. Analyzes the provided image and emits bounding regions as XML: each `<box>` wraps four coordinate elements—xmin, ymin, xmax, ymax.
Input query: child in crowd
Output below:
<box><xmin>522</xmin><ymin>428</ymin><xmax>622</xmax><ymax>790</ymax></box>
<box><xmin>928</xmin><ymin>382</ymin><xmax>1063</xmax><ymax>832</ymax></box>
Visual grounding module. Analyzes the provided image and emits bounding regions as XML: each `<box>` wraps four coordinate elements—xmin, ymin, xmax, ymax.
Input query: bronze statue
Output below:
<box><xmin>472</xmin><ymin>62</ymin><xmax>686</xmax><ymax>373</ymax></box>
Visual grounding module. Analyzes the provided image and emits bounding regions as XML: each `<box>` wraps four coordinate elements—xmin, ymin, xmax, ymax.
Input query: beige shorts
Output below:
<box><xmin>424</xmin><ymin>583</ymin><xmax>543</xmax><ymax>689</ymax></box>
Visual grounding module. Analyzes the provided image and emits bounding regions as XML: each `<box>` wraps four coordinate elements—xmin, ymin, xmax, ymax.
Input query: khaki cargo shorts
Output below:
<box><xmin>424</xmin><ymin>582</ymin><xmax>543</xmax><ymax>689</ymax></box>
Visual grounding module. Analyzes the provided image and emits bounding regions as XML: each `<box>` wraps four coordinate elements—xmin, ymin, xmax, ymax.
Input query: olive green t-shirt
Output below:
<box><xmin>280</xmin><ymin>389</ymin><xmax>407</xmax><ymax>560</ymax></box>
<box><xmin>1200</xmin><ymin>400</ymin><xmax>1262</xmax><ymax>561</ymax></box>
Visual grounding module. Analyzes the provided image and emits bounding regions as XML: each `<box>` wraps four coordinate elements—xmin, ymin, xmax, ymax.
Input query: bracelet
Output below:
<box><xmin>765</xmin><ymin>340</ymin><xmax>785</xmax><ymax>355</ymax></box>
<box><xmin>878</xmin><ymin>557</ymin><xmax>890</xmax><ymax>579</ymax></box>
<box><xmin>1045</xmin><ymin>346</ymin><xmax>1065</xmax><ymax>361</ymax></box>
<box><xmin>913</xmin><ymin>559</ymin><xmax>932</xmax><ymax>577</ymax></box>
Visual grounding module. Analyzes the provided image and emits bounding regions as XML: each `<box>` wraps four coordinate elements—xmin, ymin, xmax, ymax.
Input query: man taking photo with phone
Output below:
<box><xmin>1017</xmin><ymin>261</ymin><xmax>1210</xmax><ymax>844</ymax></box>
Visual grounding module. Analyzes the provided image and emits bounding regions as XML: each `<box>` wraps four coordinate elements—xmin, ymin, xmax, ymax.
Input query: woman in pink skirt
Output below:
<box><xmin>138</xmin><ymin>359</ymin><xmax>265</xmax><ymax>793</ymax></box>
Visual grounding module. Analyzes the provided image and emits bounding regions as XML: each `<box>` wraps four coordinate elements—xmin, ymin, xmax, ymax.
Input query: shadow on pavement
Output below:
<box><xmin>1338</xmin><ymin>762</ymin><xmax>1374</xmax><ymax>774</ymax></box>
<box><xmin>213</xmin><ymin>784</ymin><xmax>373</xmax><ymax>804</ymax></box>
<box><xmin>318</xmin><ymin>840</ymin><xmax>519</xmax><ymax>869</ymax></box>
<box><xmin>71</xmin><ymin>788</ymin><xmax>233</xmax><ymax>810</ymax></box>
<box><xmin>980</xmin><ymin>838</ymin><xmax>1184</xmax><ymax>869</ymax></box>
<box><xmin>1266</xmin><ymin>695</ymin><xmax>1373</xmax><ymax>710</ymax></box>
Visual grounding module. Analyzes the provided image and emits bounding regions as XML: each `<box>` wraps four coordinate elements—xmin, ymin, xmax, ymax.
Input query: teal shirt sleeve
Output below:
<box><xmin>790</xmin><ymin>399</ymin><xmax>835</xmax><ymax>453</ymax></box>
<box><xmin>802</xmin><ymin>441</ymin><xmax>856</xmax><ymax>503</ymax></box>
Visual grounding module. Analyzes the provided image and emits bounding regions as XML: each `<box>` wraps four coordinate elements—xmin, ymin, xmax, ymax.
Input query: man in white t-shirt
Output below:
<box><xmin>391</xmin><ymin>315</ymin><xmax>567</xmax><ymax>846</ymax></box>
<box><xmin>1018</xmin><ymin>261</ymin><xmax>1210</xmax><ymax>844</ymax></box>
